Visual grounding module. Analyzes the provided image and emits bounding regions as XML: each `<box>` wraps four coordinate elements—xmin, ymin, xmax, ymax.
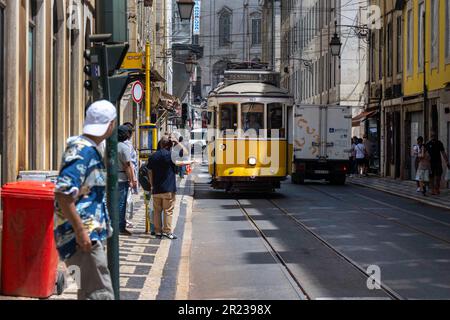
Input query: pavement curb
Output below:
<box><xmin>349</xmin><ymin>180</ymin><xmax>450</xmax><ymax>211</ymax></box>
<box><xmin>174</xmin><ymin>176</ymin><xmax>195</xmax><ymax>300</ymax></box>
<box><xmin>138</xmin><ymin>178</ymin><xmax>190</xmax><ymax>300</ymax></box>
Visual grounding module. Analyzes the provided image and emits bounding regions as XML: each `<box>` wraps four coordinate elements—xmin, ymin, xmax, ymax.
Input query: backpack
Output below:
<box><xmin>138</xmin><ymin>163</ymin><xmax>152</xmax><ymax>192</ymax></box>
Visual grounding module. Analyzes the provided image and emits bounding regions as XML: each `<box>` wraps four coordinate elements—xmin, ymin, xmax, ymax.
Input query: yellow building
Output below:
<box><xmin>402</xmin><ymin>0</ymin><xmax>450</xmax><ymax>146</ymax></box>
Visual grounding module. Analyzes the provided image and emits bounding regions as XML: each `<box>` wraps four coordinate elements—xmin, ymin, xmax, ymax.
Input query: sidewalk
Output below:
<box><xmin>0</xmin><ymin>175</ymin><xmax>194</xmax><ymax>300</ymax></box>
<box><xmin>348</xmin><ymin>175</ymin><xmax>450</xmax><ymax>210</ymax></box>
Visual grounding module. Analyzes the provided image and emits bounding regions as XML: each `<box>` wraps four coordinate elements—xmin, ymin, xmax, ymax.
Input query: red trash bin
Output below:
<box><xmin>0</xmin><ymin>181</ymin><xmax>58</xmax><ymax>298</ymax></box>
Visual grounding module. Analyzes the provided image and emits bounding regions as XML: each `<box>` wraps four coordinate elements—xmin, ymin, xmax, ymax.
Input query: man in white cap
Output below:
<box><xmin>54</xmin><ymin>100</ymin><xmax>117</xmax><ymax>300</ymax></box>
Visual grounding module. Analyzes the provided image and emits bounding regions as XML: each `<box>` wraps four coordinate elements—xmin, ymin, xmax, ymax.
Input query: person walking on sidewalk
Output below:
<box><xmin>412</xmin><ymin>137</ymin><xmax>424</xmax><ymax>192</ymax></box>
<box><xmin>177</xmin><ymin>136</ymin><xmax>187</xmax><ymax>179</ymax></box>
<box><xmin>54</xmin><ymin>100</ymin><xmax>116</xmax><ymax>300</ymax></box>
<box><xmin>363</xmin><ymin>135</ymin><xmax>372</xmax><ymax>175</ymax></box>
<box><xmin>349</xmin><ymin>137</ymin><xmax>357</xmax><ymax>177</ymax></box>
<box><xmin>146</xmin><ymin>135</ymin><xmax>191</xmax><ymax>240</ymax></box>
<box><xmin>416</xmin><ymin>141</ymin><xmax>431</xmax><ymax>196</ymax></box>
<box><xmin>123</xmin><ymin>123</ymin><xmax>138</xmax><ymax>228</ymax></box>
<box><xmin>355</xmin><ymin>138</ymin><xmax>367</xmax><ymax>177</ymax></box>
<box><xmin>118</xmin><ymin>125</ymin><xmax>137</xmax><ymax>236</ymax></box>
<box><xmin>425</xmin><ymin>132</ymin><xmax>450</xmax><ymax>195</ymax></box>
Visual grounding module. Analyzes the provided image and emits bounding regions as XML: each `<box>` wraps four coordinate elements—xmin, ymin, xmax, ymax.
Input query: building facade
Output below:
<box><xmin>0</xmin><ymin>0</ymin><xmax>95</xmax><ymax>185</ymax></box>
<box><xmin>371</xmin><ymin>0</ymin><xmax>450</xmax><ymax>180</ymax></box>
<box><xmin>198</xmin><ymin>0</ymin><xmax>263</xmax><ymax>97</ymax></box>
<box><xmin>262</xmin><ymin>0</ymin><xmax>281</xmax><ymax>72</ymax></box>
<box><xmin>277</xmin><ymin>0</ymin><xmax>367</xmax><ymax>131</ymax></box>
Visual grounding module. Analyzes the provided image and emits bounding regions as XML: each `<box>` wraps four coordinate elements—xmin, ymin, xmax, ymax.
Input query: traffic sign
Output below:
<box><xmin>132</xmin><ymin>81</ymin><xmax>144</xmax><ymax>104</ymax></box>
<box><xmin>121</xmin><ymin>52</ymin><xmax>143</xmax><ymax>70</ymax></box>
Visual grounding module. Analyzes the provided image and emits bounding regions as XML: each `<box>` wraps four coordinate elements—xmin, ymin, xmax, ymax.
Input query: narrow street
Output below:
<box><xmin>186</xmin><ymin>165</ymin><xmax>450</xmax><ymax>300</ymax></box>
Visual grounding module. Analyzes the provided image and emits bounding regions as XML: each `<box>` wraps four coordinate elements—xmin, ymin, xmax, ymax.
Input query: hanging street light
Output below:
<box><xmin>330</xmin><ymin>32</ymin><xmax>342</xmax><ymax>57</ymax></box>
<box><xmin>177</xmin><ymin>0</ymin><xmax>195</xmax><ymax>21</ymax></box>
<box><xmin>185</xmin><ymin>55</ymin><xmax>197</xmax><ymax>74</ymax></box>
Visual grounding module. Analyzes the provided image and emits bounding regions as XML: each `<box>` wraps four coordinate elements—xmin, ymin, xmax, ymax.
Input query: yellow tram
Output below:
<box><xmin>206</xmin><ymin>64</ymin><xmax>294</xmax><ymax>192</ymax></box>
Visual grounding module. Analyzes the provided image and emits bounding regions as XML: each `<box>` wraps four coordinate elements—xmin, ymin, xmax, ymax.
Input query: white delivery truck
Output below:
<box><xmin>291</xmin><ymin>104</ymin><xmax>352</xmax><ymax>185</ymax></box>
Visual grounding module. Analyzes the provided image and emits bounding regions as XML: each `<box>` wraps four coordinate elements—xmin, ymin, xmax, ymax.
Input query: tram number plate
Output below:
<box><xmin>315</xmin><ymin>170</ymin><xmax>329</xmax><ymax>174</ymax></box>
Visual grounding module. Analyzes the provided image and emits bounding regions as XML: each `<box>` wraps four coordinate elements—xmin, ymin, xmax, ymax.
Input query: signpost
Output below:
<box><xmin>132</xmin><ymin>81</ymin><xmax>144</xmax><ymax>104</ymax></box>
<box><xmin>193</xmin><ymin>1</ymin><xmax>201</xmax><ymax>35</ymax></box>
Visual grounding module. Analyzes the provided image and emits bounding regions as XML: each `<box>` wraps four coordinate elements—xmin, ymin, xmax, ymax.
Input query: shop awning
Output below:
<box><xmin>352</xmin><ymin>110</ymin><xmax>378</xmax><ymax>127</ymax></box>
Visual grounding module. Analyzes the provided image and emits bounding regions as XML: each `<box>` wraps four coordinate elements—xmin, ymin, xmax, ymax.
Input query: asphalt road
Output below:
<box><xmin>188</xmin><ymin>166</ymin><xmax>450</xmax><ymax>300</ymax></box>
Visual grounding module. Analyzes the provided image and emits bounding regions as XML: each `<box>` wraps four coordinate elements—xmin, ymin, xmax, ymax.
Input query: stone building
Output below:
<box><xmin>0</xmin><ymin>0</ymin><xmax>96</xmax><ymax>185</ymax></box>
<box><xmin>198</xmin><ymin>0</ymin><xmax>263</xmax><ymax>97</ymax></box>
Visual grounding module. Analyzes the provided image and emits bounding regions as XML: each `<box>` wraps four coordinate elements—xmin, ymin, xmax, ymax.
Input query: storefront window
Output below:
<box><xmin>267</xmin><ymin>103</ymin><xmax>285</xmax><ymax>138</ymax></box>
<box><xmin>241</xmin><ymin>103</ymin><xmax>264</xmax><ymax>137</ymax></box>
<box><xmin>219</xmin><ymin>104</ymin><xmax>237</xmax><ymax>136</ymax></box>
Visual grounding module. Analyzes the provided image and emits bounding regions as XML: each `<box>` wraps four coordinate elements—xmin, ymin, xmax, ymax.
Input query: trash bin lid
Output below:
<box><xmin>0</xmin><ymin>181</ymin><xmax>55</xmax><ymax>200</ymax></box>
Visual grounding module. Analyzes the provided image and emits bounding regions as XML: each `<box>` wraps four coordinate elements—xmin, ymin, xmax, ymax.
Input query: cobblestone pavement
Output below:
<box><xmin>348</xmin><ymin>175</ymin><xmax>450</xmax><ymax>210</ymax></box>
<box><xmin>1</xmin><ymin>176</ymin><xmax>192</xmax><ymax>300</ymax></box>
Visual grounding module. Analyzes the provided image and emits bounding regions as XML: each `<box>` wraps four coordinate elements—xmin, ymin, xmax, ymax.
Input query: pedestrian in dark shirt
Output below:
<box><xmin>425</xmin><ymin>132</ymin><xmax>450</xmax><ymax>195</ymax></box>
<box><xmin>146</xmin><ymin>135</ymin><xmax>191</xmax><ymax>239</ymax></box>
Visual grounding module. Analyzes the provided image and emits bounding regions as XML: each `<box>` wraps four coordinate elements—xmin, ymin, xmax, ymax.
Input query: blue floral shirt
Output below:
<box><xmin>54</xmin><ymin>136</ymin><xmax>112</xmax><ymax>260</ymax></box>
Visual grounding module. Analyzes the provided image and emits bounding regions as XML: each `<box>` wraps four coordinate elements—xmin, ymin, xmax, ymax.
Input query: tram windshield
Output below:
<box><xmin>242</xmin><ymin>103</ymin><xmax>264</xmax><ymax>137</ymax></box>
<box><xmin>219</xmin><ymin>104</ymin><xmax>238</xmax><ymax>136</ymax></box>
<box><xmin>267</xmin><ymin>103</ymin><xmax>285</xmax><ymax>138</ymax></box>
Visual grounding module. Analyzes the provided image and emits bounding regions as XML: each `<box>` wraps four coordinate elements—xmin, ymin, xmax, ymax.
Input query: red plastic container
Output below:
<box><xmin>0</xmin><ymin>181</ymin><xmax>58</xmax><ymax>298</ymax></box>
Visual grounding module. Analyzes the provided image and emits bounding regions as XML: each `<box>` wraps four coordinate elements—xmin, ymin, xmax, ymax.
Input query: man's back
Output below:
<box><xmin>147</xmin><ymin>149</ymin><xmax>177</xmax><ymax>194</ymax></box>
<box><xmin>426</xmin><ymin>139</ymin><xmax>444</xmax><ymax>164</ymax></box>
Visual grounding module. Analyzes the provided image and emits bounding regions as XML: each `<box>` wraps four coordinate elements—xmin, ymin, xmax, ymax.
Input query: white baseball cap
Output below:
<box><xmin>83</xmin><ymin>100</ymin><xmax>117</xmax><ymax>137</ymax></box>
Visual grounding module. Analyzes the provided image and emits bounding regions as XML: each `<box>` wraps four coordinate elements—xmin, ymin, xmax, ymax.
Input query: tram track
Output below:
<box><xmin>234</xmin><ymin>197</ymin><xmax>403</xmax><ymax>300</ymax></box>
<box><xmin>303</xmin><ymin>184</ymin><xmax>450</xmax><ymax>247</ymax></box>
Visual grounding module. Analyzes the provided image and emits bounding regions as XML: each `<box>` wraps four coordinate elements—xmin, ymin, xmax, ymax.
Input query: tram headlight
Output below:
<box><xmin>248</xmin><ymin>157</ymin><xmax>257</xmax><ymax>166</ymax></box>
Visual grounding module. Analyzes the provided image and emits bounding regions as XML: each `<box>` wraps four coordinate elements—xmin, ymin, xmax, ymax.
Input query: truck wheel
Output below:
<box><xmin>292</xmin><ymin>173</ymin><xmax>305</xmax><ymax>185</ymax></box>
<box><xmin>330</xmin><ymin>175</ymin><xmax>346</xmax><ymax>185</ymax></box>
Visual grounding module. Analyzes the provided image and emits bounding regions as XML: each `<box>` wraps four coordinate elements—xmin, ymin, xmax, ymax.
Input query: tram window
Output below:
<box><xmin>242</xmin><ymin>103</ymin><xmax>264</xmax><ymax>137</ymax></box>
<box><xmin>219</xmin><ymin>104</ymin><xmax>237</xmax><ymax>136</ymax></box>
<box><xmin>267</xmin><ymin>103</ymin><xmax>285</xmax><ymax>138</ymax></box>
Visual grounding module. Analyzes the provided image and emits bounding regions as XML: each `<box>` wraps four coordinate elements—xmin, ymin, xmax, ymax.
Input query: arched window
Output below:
<box><xmin>219</xmin><ymin>9</ymin><xmax>231</xmax><ymax>47</ymax></box>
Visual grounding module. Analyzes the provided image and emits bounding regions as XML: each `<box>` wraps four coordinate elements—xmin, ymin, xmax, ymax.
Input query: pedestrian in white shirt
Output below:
<box><xmin>355</xmin><ymin>138</ymin><xmax>367</xmax><ymax>177</ymax></box>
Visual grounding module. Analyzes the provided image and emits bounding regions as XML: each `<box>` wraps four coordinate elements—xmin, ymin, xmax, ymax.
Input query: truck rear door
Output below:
<box><xmin>325</xmin><ymin>106</ymin><xmax>352</xmax><ymax>160</ymax></box>
<box><xmin>294</xmin><ymin>105</ymin><xmax>321</xmax><ymax>160</ymax></box>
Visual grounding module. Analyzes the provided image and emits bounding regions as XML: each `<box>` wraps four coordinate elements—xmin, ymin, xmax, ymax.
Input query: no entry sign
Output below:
<box><xmin>132</xmin><ymin>81</ymin><xmax>144</xmax><ymax>104</ymax></box>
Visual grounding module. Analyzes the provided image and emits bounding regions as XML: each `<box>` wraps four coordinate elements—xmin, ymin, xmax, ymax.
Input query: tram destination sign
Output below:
<box><xmin>224</xmin><ymin>71</ymin><xmax>280</xmax><ymax>87</ymax></box>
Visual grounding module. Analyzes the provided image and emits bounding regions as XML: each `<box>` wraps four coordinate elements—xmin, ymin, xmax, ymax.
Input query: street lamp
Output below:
<box><xmin>330</xmin><ymin>32</ymin><xmax>342</xmax><ymax>57</ymax></box>
<box><xmin>177</xmin><ymin>0</ymin><xmax>195</xmax><ymax>21</ymax></box>
<box><xmin>185</xmin><ymin>55</ymin><xmax>197</xmax><ymax>74</ymax></box>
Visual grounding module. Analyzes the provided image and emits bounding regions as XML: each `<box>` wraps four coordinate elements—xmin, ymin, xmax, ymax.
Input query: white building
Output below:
<box><xmin>280</xmin><ymin>0</ymin><xmax>367</xmax><ymax>131</ymax></box>
<box><xmin>198</xmin><ymin>0</ymin><xmax>263</xmax><ymax>97</ymax></box>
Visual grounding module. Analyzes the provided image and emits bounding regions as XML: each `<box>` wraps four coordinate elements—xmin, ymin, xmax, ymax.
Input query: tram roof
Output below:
<box><xmin>210</xmin><ymin>82</ymin><xmax>290</xmax><ymax>97</ymax></box>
